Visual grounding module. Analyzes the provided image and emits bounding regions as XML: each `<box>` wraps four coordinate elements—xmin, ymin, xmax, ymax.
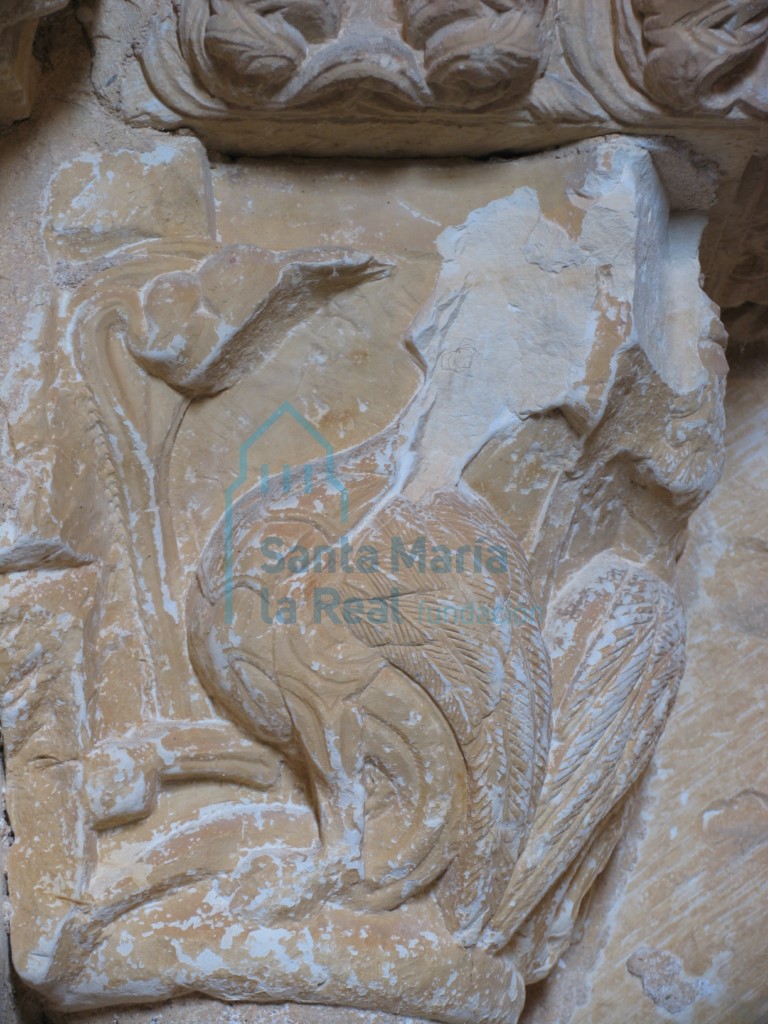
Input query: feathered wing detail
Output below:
<box><xmin>481</xmin><ymin>554</ymin><xmax>685</xmax><ymax>951</ymax></box>
<box><xmin>509</xmin><ymin>793</ymin><xmax>633</xmax><ymax>984</ymax></box>
<box><xmin>340</xmin><ymin>492</ymin><xmax>551</xmax><ymax>943</ymax></box>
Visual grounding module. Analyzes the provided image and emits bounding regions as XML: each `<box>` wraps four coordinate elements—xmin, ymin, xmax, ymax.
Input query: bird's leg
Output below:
<box><xmin>83</xmin><ymin>721</ymin><xmax>282</xmax><ymax>829</ymax></box>
<box><xmin>293</xmin><ymin>698</ymin><xmax>367</xmax><ymax>895</ymax></box>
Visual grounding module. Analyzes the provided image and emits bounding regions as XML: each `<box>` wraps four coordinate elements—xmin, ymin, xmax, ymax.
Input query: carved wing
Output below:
<box><xmin>481</xmin><ymin>554</ymin><xmax>685</xmax><ymax>950</ymax></box>
<box><xmin>340</xmin><ymin>491</ymin><xmax>552</xmax><ymax>944</ymax></box>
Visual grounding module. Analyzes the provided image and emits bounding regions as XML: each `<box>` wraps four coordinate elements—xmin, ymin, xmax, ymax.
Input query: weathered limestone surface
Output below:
<box><xmin>0</xmin><ymin>4</ymin><xmax>766</xmax><ymax>1024</ymax></box>
<box><xmin>0</xmin><ymin>0</ymin><xmax>70</xmax><ymax>125</ymax></box>
<box><xmin>56</xmin><ymin>1004</ymin><xmax>431</xmax><ymax>1024</ymax></box>
<box><xmin>24</xmin><ymin>342</ymin><xmax>768</xmax><ymax>1024</ymax></box>
<box><xmin>0</xmin><ymin>125</ymin><xmax>727</xmax><ymax>1021</ymax></box>
<box><xmin>521</xmin><ymin>345</ymin><xmax>768</xmax><ymax>1024</ymax></box>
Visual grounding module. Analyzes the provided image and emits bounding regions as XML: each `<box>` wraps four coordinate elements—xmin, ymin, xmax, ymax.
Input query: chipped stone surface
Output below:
<box><xmin>53</xmin><ymin>1003</ymin><xmax>431</xmax><ymax>1024</ymax></box>
<box><xmin>626</xmin><ymin>948</ymin><xmax>706</xmax><ymax>1015</ymax></box>
<box><xmin>522</xmin><ymin>347</ymin><xmax>768</xmax><ymax>1024</ymax></box>
<box><xmin>0</xmin><ymin>5</ymin><xmax>765</xmax><ymax>1024</ymax></box>
<box><xmin>0</xmin><ymin>122</ymin><xmax>728</xmax><ymax>1021</ymax></box>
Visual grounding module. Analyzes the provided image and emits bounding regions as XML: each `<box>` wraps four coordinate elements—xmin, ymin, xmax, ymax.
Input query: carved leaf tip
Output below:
<box><xmin>0</xmin><ymin>538</ymin><xmax>94</xmax><ymax>575</ymax></box>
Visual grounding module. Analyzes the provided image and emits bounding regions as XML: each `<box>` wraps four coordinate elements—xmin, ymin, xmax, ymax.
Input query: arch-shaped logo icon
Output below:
<box><xmin>224</xmin><ymin>402</ymin><xmax>348</xmax><ymax>623</ymax></box>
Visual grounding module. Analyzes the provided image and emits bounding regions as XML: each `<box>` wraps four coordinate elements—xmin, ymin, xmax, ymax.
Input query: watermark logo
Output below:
<box><xmin>224</xmin><ymin>402</ymin><xmax>542</xmax><ymax>633</ymax></box>
<box><xmin>224</xmin><ymin>402</ymin><xmax>347</xmax><ymax>623</ymax></box>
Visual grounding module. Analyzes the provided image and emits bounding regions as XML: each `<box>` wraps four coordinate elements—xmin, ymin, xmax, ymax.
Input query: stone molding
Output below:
<box><xmin>97</xmin><ymin>0</ymin><xmax>768</xmax><ymax>155</ymax></box>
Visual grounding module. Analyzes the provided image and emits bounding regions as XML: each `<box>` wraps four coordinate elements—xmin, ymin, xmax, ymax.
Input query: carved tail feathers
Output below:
<box><xmin>480</xmin><ymin>553</ymin><xmax>686</xmax><ymax>951</ymax></box>
<box><xmin>508</xmin><ymin>793</ymin><xmax>633</xmax><ymax>983</ymax></box>
<box><xmin>339</xmin><ymin>492</ymin><xmax>552</xmax><ymax>944</ymax></box>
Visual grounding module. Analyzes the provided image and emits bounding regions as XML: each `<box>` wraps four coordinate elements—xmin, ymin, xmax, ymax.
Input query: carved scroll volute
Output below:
<box><xmin>615</xmin><ymin>0</ymin><xmax>768</xmax><ymax>112</ymax></box>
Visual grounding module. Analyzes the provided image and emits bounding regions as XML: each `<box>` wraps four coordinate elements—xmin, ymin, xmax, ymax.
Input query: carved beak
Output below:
<box><xmin>128</xmin><ymin>245</ymin><xmax>392</xmax><ymax>398</ymax></box>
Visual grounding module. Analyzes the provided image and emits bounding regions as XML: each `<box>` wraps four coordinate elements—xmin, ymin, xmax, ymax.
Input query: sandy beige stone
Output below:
<box><xmin>0</xmin><ymin>6</ymin><xmax>766</xmax><ymax>1023</ymax></box>
<box><xmin>0</xmin><ymin>128</ymin><xmax>728</xmax><ymax>1022</ymax></box>
<box><xmin>521</xmin><ymin>345</ymin><xmax>768</xmax><ymax>1024</ymax></box>
<box><xmin>0</xmin><ymin>0</ymin><xmax>69</xmax><ymax>124</ymax></box>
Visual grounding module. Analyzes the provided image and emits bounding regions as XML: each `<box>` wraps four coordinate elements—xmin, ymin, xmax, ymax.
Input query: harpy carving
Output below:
<box><xmin>0</xmin><ymin>137</ymin><xmax>726</xmax><ymax>1020</ymax></box>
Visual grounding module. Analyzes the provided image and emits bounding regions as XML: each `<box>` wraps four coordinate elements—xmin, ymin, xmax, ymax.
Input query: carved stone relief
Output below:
<box><xmin>0</xmin><ymin>133</ymin><xmax>729</xmax><ymax>1021</ymax></box>
<box><xmin>130</xmin><ymin>0</ymin><xmax>553</xmax><ymax>119</ymax></box>
<box><xmin>0</xmin><ymin>0</ymin><xmax>69</xmax><ymax>124</ymax></box>
<box><xmin>560</xmin><ymin>0</ymin><xmax>768</xmax><ymax>131</ymax></box>
<box><xmin>91</xmin><ymin>0</ymin><xmax>768</xmax><ymax>156</ymax></box>
<box><xmin>3</xmin><ymin>0</ymin><xmax>768</xmax><ymax>1018</ymax></box>
<box><xmin>521</xmin><ymin>337</ymin><xmax>768</xmax><ymax>1024</ymax></box>
<box><xmin>614</xmin><ymin>0</ymin><xmax>768</xmax><ymax>114</ymax></box>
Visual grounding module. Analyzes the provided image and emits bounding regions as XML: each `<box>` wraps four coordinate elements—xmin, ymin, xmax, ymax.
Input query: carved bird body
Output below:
<box><xmin>188</xmin><ymin>431</ymin><xmax>685</xmax><ymax>956</ymax></box>
<box><xmin>188</xmin><ymin>470</ymin><xmax>553</xmax><ymax>936</ymax></box>
<box><xmin>121</xmin><ymin>240</ymin><xmax>687</xmax><ymax>958</ymax></box>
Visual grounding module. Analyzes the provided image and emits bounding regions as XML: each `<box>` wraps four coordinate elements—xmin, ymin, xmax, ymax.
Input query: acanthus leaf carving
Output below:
<box><xmin>184</xmin><ymin>0</ymin><xmax>344</xmax><ymax>102</ymax></box>
<box><xmin>139</xmin><ymin>0</ymin><xmax>551</xmax><ymax>117</ymax></box>
<box><xmin>81</xmin><ymin>0</ymin><xmax>768</xmax><ymax>158</ymax></box>
<box><xmin>400</xmin><ymin>0</ymin><xmax>549</xmax><ymax>107</ymax></box>
<box><xmin>614</xmin><ymin>0</ymin><xmax>768</xmax><ymax>114</ymax></box>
